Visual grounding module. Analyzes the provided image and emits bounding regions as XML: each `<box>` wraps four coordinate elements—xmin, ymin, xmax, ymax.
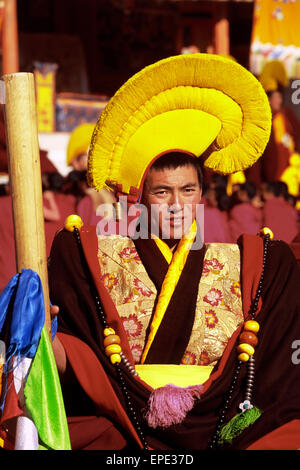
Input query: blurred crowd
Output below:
<box><xmin>202</xmin><ymin>174</ymin><xmax>299</xmax><ymax>245</ymax></box>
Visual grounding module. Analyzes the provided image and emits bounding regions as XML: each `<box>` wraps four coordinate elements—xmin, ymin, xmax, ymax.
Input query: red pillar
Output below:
<box><xmin>213</xmin><ymin>4</ymin><xmax>230</xmax><ymax>55</ymax></box>
<box><xmin>2</xmin><ymin>0</ymin><xmax>19</xmax><ymax>74</ymax></box>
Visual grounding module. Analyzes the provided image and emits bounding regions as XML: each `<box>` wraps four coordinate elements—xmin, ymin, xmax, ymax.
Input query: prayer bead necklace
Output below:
<box><xmin>207</xmin><ymin>231</ymin><xmax>271</xmax><ymax>449</ymax></box>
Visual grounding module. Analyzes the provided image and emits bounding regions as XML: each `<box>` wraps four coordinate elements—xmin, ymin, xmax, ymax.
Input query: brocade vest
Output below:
<box><xmin>97</xmin><ymin>235</ymin><xmax>243</xmax><ymax>367</ymax></box>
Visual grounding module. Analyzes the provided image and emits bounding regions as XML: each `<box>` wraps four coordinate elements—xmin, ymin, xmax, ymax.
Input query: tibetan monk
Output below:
<box><xmin>48</xmin><ymin>55</ymin><xmax>300</xmax><ymax>451</ymax></box>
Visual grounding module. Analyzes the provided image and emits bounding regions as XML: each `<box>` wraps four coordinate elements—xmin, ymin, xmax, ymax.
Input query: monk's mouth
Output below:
<box><xmin>168</xmin><ymin>218</ymin><xmax>185</xmax><ymax>227</ymax></box>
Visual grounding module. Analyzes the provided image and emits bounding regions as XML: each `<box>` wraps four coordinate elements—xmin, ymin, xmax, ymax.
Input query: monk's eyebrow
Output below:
<box><xmin>181</xmin><ymin>183</ymin><xmax>198</xmax><ymax>189</ymax></box>
<box><xmin>149</xmin><ymin>182</ymin><xmax>198</xmax><ymax>191</ymax></box>
<box><xmin>150</xmin><ymin>184</ymin><xmax>172</xmax><ymax>191</ymax></box>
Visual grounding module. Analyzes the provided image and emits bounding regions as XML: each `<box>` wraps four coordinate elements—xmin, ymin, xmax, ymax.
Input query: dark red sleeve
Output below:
<box><xmin>57</xmin><ymin>331</ymin><xmax>143</xmax><ymax>448</ymax></box>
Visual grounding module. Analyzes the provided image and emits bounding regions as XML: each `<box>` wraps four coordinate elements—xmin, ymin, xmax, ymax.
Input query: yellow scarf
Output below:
<box><xmin>140</xmin><ymin>220</ymin><xmax>197</xmax><ymax>364</ymax></box>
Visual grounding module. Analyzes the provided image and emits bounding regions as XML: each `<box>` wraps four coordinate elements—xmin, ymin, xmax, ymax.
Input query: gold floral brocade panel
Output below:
<box><xmin>182</xmin><ymin>243</ymin><xmax>243</xmax><ymax>367</ymax></box>
<box><xmin>97</xmin><ymin>236</ymin><xmax>243</xmax><ymax>366</ymax></box>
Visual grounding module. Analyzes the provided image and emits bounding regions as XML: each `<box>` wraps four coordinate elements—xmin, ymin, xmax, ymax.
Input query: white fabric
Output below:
<box><xmin>15</xmin><ymin>415</ymin><xmax>39</xmax><ymax>450</ymax></box>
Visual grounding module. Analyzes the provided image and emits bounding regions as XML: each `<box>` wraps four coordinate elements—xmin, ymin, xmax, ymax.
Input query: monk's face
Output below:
<box><xmin>268</xmin><ymin>91</ymin><xmax>283</xmax><ymax>114</ymax></box>
<box><xmin>72</xmin><ymin>152</ymin><xmax>88</xmax><ymax>171</ymax></box>
<box><xmin>142</xmin><ymin>164</ymin><xmax>202</xmax><ymax>240</ymax></box>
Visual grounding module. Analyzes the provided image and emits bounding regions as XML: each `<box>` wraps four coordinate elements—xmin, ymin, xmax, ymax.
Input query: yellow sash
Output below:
<box><xmin>135</xmin><ymin>364</ymin><xmax>213</xmax><ymax>389</ymax></box>
<box><xmin>140</xmin><ymin>221</ymin><xmax>197</xmax><ymax>364</ymax></box>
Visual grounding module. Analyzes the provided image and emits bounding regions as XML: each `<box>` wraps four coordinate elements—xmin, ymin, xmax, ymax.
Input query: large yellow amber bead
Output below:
<box><xmin>104</xmin><ymin>327</ymin><xmax>115</xmax><ymax>336</ymax></box>
<box><xmin>238</xmin><ymin>352</ymin><xmax>250</xmax><ymax>362</ymax></box>
<box><xmin>105</xmin><ymin>344</ymin><xmax>122</xmax><ymax>356</ymax></box>
<box><xmin>237</xmin><ymin>343</ymin><xmax>255</xmax><ymax>356</ymax></box>
<box><xmin>64</xmin><ymin>214</ymin><xmax>83</xmax><ymax>232</ymax></box>
<box><xmin>260</xmin><ymin>227</ymin><xmax>274</xmax><ymax>239</ymax></box>
<box><xmin>244</xmin><ymin>320</ymin><xmax>260</xmax><ymax>334</ymax></box>
<box><xmin>103</xmin><ymin>334</ymin><xmax>121</xmax><ymax>347</ymax></box>
<box><xmin>110</xmin><ymin>353</ymin><xmax>122</xmax><ymax>364</ymax></box>
<box><xmin>239</xmin><ymin>331</ymin><xmax>258</xmax><ymax>347</ymax></box>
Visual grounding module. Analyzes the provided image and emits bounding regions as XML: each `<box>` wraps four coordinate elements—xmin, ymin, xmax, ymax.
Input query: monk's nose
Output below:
<box><xmin>168</xmin><ymin>192</ymin><xmax>183</xmax><ymax>213</ymax></box>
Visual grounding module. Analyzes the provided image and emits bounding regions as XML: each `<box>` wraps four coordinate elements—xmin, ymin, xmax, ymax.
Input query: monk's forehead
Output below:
<box><xmin>145</xmin><ymin>164</ymin><xmax>199</xmax><ymax>188</ymax></box>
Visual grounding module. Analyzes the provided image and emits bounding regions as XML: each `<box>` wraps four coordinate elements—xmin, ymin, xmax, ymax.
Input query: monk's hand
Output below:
<box><xmin>50</xmin><ymin>304</ymin><xmax>59</xmax><ymax>319</ymax></box>
<box><xmin>49</xmin><ymin>305</ymin><xmax>67</xmax><ymax>375</ymax></box>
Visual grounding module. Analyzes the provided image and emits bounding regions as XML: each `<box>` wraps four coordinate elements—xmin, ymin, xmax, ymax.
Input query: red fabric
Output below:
<box><xmin>58</xmin><ymin>332</ymin><xmax>143</xmax><ymax>449</ymax></box>
<box><xmin>44</xmin><ymin>193</ymin><xmax>77</xmax><ymax>257</ymax></box>
<box><xmin>239</xmin><ymin>233</ymin><xmax>264</xmax><ymax>317</ymax></box>
<box><xmin>0</xmin><ymin>196</ymin><xmax>16</xmax><ymax>293</ymax></box>
<box><xmin>246</xmin><ymin>420</ymin><xmax>300</xmax><ymax>450</ymax></box>
<box><xmin>290</xmin><ymin>242</ymin><xmax>300</xmax><ymax>266</ymax></box>
<box><xmin>77</xmin><ymin>195</ymin><xmax>103</xmax><ymax>226</ymax></box>
<box><xmin>67</xmin><ymin>416</ymin><xmax>127</xmax><ymax>450</ymax></box>
<box><xmin>229</xmin><ymin>203</ymin><xmax>263</xmax><ymax>243</ymax></box>
<box><xmin>203</xmin><ymin>207</ymin><xmax>231</xmax><ymax>243</ymax></box>
<box><xmin>0</xmin><ymin>370</ymin><xmax>23</xmax><ymax>425</ymax></box>
<box><xmin>263</xmin><ymin>198</ymin><xmax>298</xmax><ymax>244</ymax></box>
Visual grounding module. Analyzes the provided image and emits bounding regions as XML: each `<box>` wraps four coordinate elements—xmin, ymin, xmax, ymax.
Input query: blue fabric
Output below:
<box><xmin>0</xmin><ymin>269</ymin><xmax>45</xmax><ymax>360</ymax></box>
<box><xmin>51</xmin><ymin>316</ymin><xmax>57</xmax><ymax>341</ymax></box>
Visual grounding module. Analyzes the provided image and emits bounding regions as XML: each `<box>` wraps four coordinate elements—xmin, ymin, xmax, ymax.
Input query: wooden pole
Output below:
<box><xmin>2</xmin><ymin>73</ymin><xmax>50</xmax><ymax>335</ymax></box>
<box><xmin>2</xmin><ymin>0</ymin><xmax>19</xmax><ymax>74</ymax></box>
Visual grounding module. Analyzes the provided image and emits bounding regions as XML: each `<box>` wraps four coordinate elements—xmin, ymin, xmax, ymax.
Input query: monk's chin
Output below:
<box><xmin>160</xmin><ymin>227</ymin><xmax>187</xmax><ymax>241</ymax></box>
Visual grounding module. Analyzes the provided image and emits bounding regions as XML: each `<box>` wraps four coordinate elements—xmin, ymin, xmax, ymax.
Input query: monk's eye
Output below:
<box><xmin>155</xmin><ymin>190</ymin><xmax>168</xmax><ymax>196</ymax></box>
<box><xmin>184</xmin><ymin>188</ymin><xmax>195</xmax><ymax>193</ymax></box>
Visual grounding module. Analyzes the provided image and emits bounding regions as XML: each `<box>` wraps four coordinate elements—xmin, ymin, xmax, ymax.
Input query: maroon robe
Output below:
<box><xmin>48</xmin><ymin>225</ymin><xmax>300</xmax><ymax>450</ymax></box>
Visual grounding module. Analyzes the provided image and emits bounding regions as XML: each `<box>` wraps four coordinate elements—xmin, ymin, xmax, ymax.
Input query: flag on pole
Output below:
<box><xmin>0</xmin><ymin>269</ymin><xmax>71</xmax><ymax>450</ymax></box>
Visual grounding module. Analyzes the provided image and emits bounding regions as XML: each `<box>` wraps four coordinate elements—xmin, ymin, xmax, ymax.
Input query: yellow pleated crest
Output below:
<box><xmin>88</xmin><ymin>53</ymin><xmax>271</xmax><ymax>194</ymax></box>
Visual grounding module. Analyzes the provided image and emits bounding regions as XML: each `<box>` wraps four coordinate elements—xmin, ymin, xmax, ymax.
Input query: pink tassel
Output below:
<box><xmin>145</xmin><ymin>384</ymin><xmax>203</xmax><ymax>428</ymax></box>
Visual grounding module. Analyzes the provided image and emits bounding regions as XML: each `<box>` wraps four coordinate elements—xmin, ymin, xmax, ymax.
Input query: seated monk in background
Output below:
<box><xmin>261</xmin><ymin>181</ymin><xmax>298</xmax><ymax>244</ymax></box>
<box><xmin>229</xmin><ymin>182</ymin><xmax>263</xmax><ymax>242</ymax></box>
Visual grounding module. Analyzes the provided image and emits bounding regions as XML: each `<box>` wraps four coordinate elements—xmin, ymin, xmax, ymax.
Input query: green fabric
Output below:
<box><xmin>218</xmin><ymin>407</ymin><xmax>262</xmax><ymax>447</ymax></box>
<box><xmin>24</xmin><ymin>327</ymin><xmax>71</xmax><ymax>450</ymax></box>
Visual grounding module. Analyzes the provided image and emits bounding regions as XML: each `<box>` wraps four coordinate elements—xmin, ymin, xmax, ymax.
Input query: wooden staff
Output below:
<box><xmin>2</xmin><ymin>73</ymin><xmax>51</xmax><ymax>335</ymax></box>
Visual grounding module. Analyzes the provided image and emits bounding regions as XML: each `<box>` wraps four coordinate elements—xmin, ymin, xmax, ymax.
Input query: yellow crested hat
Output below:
<box><xmin>259</xmin><ymin>60</ymin><xmax>289</xmax><ymax>93</ymax></box>
<box><xmin>88</xmin><ymin>53</ymin><xmax>271</xmax><ymax>198</ymax></box>
<box><xmin>67</xmin><ymin>123</ymin><xmax>96</xmax><ymax>166</ymax></box>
